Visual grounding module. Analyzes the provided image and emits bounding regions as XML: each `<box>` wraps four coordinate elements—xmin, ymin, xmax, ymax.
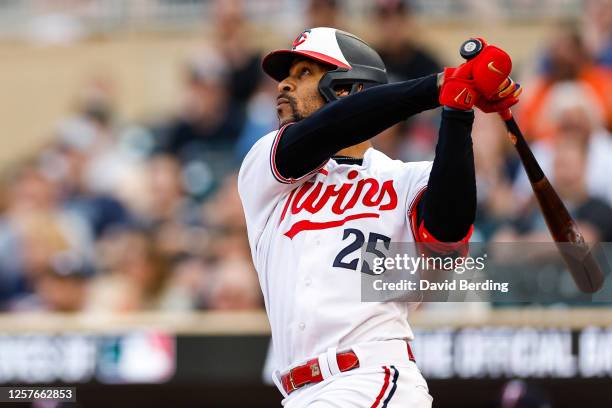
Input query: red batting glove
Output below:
<box><xmin>468</xmin><ymin>39</ymin><xmax>513</xmax><ymax>99</ymax></box>
<box><xmin>440</xmin><ymin>37</ymin><xmax>517</xmax><ymax>111</ymax></box>
<box><xmin>439</xmin><ymin>66</ymin><xmax>480</xmax><ymax>110</ymax></box>
<box><xmin>476</xmin><ymin>77</ymin><xmax>522</xmax><ymax>113</ymax></box>
<box><xmin>439</xmin><ymin>37</ymin><xmax>488</xmax><ymax>110</ymax></box>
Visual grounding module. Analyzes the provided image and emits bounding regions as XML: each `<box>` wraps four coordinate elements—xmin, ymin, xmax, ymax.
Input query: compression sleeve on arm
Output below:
<box><xmin>275</xmin><ymin>74</ymin><xmax>440</xmax><ymax>179</ymax></box>
<box><xmin>416</xmin><ymin>108</ymin><xmax>476</xmax><ymax>243</ymax></box>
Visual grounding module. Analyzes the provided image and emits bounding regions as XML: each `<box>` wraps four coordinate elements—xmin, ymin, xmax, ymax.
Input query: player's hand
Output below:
<box><xmin>438</xmin><ymin>37</ymin><xmax>492</xmax><ymax>110</ymax></box>
<box><xmin>440</xmin><ymin>37</ymin><xmax>517</xmax><ymax>111</ymax></box>
<box><xmin>465</xmin><ymin>37</ymin><xmax>514</xmax><ymax>100</ymax></box>
<box><xmin>438</xmin><ymin>66</ymin><xmax>480</xmax><ymax>110</ymax></box>
<box><xmin>475</xmin><ymin>77</ymin><xmax>522</xmax><ymax>113</ymax></box>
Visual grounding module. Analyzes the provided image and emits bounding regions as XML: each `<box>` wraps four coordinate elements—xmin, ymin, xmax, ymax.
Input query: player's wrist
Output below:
<box><xmin>443</xmin><ymin>106</ymin><xmax>474</xmax><ymax>113</ymax></box>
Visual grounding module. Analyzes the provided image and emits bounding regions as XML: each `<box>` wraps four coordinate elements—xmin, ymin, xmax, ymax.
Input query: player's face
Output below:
<box><xmin>276</xmin><ymin>59</ymin><xmax>329</xmax><ymax>126</ymax></box>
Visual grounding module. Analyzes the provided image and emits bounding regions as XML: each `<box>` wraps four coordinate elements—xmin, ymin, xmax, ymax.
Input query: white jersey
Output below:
<box><xmin>238</xmin><ymin>126</ymin><xmax>432</xmax><ymax>373</ymax></box>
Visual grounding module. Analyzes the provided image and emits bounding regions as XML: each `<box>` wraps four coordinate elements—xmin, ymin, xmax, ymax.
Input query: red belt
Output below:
<box><xmin>281</xmin><ymin>343</ymin><xmax>415</xmax><ymax>395</ymax></box>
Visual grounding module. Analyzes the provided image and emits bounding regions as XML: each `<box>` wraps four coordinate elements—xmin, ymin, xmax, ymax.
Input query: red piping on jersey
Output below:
<box><xmin>270</xmin><ymin>123</ymin><xmax>327</xmax><ymax>184</ymax></box>
<box><xmin>408</xmin><ymin>186</ymin><xmax>473</xmax><ymax>256</ymax></box>
<box><xmin>284</xmin><ymin>213</ymin><xmax>379</xmax><ymax>239</ymax></box>
<box><xmin>408</xmin><ymin>186</ymin><xmax>427</xmax><ymax>239</ymax></box>
<box><xmin>371</xmin><ymin>366</ymin><xmax>391</xmax><ymax>408</ymax></box>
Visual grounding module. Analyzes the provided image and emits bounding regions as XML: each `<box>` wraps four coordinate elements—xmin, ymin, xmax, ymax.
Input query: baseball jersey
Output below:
<box><xmin>238</xmin><ymin>125</ymin><xmax>432</xmax><ymax>372</ymax></box>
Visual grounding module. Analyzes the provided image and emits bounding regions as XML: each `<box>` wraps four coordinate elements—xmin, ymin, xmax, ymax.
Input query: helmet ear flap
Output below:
<box><xmin>318</xmin><ymin>71</ymin><xmax>339</xmax><ymax>102</ymax></box>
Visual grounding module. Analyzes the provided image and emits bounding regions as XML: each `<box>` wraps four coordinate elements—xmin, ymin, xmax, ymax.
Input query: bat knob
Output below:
<box><xmin>459</xmin><ymin>38</ymin><xmax>483</xmax><ymax>60</ymax></box>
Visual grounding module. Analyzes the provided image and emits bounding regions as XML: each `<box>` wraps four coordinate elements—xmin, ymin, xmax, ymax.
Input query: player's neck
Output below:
<box><xmin>334</xmin><ymin>141</ymin><xmax>371</xmax><ymax>159</ymax></box>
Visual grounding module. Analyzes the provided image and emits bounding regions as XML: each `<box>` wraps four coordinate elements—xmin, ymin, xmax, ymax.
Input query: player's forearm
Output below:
<box><xmin>418</xmin><ymin>108</ymin><xmax>476</xmax><ymax>241</ymax></box>
<box><xmin>275</xmin><ymin>74</ymin><xmax>440</xmax><ymax>179</ymax></box>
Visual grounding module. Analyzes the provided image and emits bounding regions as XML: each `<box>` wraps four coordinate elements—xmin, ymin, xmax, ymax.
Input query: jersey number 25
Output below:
<box><xmin>333</xmin><ymin>228</ymin><xmax>391</xmax><ymax>275</ymax></box>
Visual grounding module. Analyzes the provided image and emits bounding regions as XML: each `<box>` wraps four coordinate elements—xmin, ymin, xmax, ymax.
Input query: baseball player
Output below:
<box><xmin>239</xmin><ymin>27</ymin><xmax>520</xmax><ymax>407</ymax></box>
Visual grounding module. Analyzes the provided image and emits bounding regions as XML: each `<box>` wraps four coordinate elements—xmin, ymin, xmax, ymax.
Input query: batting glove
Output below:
<box><xmin>476</xmin><ymin>77</ymin><xmax>522</xmax><ymax>113</ymax></box>
<box><xmin>439</xmin><ymin>66</ymin><xmax>480</xmax><ymax>110</ymax></box>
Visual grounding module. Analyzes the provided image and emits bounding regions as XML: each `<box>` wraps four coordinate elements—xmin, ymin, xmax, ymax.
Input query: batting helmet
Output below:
<box><xmin>262</xmin><ymin>27</ymin><xmax>388</xmax><ymax>102</ymax></box>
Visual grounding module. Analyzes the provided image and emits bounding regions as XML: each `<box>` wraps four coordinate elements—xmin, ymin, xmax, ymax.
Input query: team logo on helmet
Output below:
<box><xmin>292</xmin><ymin>29</ymin><xmax>311</xmax><ymax>49</ymax></box>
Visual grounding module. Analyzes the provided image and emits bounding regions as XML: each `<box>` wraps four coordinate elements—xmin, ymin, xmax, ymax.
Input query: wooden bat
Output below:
<box><xmin>500</xmin><ymin>111</ymin><xmax>604</xmax><ymax>293</ymax></box>
<box><xmin>458</xmin><ymin>38</ymin><xmax>604</xmax><ymax>293</ymax></box>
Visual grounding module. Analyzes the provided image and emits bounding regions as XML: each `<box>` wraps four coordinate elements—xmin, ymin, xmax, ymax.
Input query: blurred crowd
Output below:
<box><xmin>0</xmin><ymin>0</ymin><xmax>611</xmax><ymax>313</ymax></box>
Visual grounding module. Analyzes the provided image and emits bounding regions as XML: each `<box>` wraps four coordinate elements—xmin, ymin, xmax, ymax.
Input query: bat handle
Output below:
<box><xmin>499</xmin><ymin>108</ymin><xmax>512</xmax><ymax>121</ymax></box>
<box><xmin>499</xmin><ymin>108</ymin><xmax>546</xmax><ymax>184</ymax></box>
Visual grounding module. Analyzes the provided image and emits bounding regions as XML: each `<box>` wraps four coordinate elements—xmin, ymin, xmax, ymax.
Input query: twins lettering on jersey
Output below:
<box><xmin>280</xmin><ymin>169</ymin><xmax>398</xmax><ymax>238</ymax></box>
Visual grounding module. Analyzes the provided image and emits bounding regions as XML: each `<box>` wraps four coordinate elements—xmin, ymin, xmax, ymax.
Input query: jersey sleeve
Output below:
<box><xmin>404</xmin><ymin>161</ymin><xmax>472</xmax><ymax>256</ymax></box>
<box><xmin>238</xmin><ymin>125</ymin><xmax>325</xmax><ymax>254</ymax></box>
<box><xmin>404</xmin><ymin>160</ymin><xmax>433</xmax><ymax>236</ymax></box>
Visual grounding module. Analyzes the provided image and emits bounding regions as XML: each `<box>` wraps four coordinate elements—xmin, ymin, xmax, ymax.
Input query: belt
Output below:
<box><xmin>281</xmin><ymin>342</ymin><xmax>415</xmax><ymax>395</ymax></box>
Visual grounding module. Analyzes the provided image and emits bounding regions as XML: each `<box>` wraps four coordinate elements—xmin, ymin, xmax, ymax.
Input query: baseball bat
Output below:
<box><xmin>459</xmin><ymin>39</ymin><xmax>605</xmax><ymax>293</ymax></box>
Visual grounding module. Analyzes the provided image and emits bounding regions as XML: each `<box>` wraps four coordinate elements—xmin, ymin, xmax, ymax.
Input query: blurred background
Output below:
<box><xmin>0</xmin><ymin>0</ymin><xmax>611</xmax><ymax>407</ymax></box>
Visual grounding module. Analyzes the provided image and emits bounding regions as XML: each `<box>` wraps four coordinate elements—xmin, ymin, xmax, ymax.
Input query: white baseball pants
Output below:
<box><xmin>278</xmin><ymin>340</ymin><xmax>433</xmax><ymax>408</ymax></box>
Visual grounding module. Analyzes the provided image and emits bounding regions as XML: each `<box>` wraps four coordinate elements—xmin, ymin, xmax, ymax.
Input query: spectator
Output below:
<box><xmin>371</xmin><ymin>0</ymin><xmax>442</xmax><ymax>82</ymax></box>
<box><xmin>57</xmin><ymin>76</ymin><xmax>136</xmax><ymax>196</ymax></box>
<box><xmin>306</xmin><ymin>0</ymin><xmax>343</xmax><ymax>29</ymax></box>
<box><xmin>367</xmin><ymin>0</ymin><xmax>442</xmax><ymax>161</ymax></box>
<box><xmin>11</xmin><ymin>250</ymin><xmax>91</xmax><ymax>312</ymax></box>
<box><xmin>43</xmin><ymin>142</ymin><xmax>133</xmax><ymax>240</ymax></box>
<box><xmin>0</xmin><ymin>164</ymin><xmax>94</xmax><ymax>308</ymax></box>
<box><xmin>151</xmin><ymin>50</ymin><xmax>245</xmax><ymax>201</ymax></box>
<box><xmin>550</xmin><ymin>137</ymin><xmax>612</xmax><ymax>242</ymax></box>
<box><xmin>116</xmin><ymin>154</ymin><xmax>206</xmax><ymax>264</ymax></box>
<box><xmin>518</xmin><ymin>25</ymin><xmax>612</xmax><ymax>140</ymax></box>
<box><xmin>198</xmin><ymin>173</ymin><xmax>258</xmax><ymax>309</ymax></box>
<box><xmin>136</xmin><ymin>154</ymin><xmax>200</xmax><ymax>227</ymax></box>
<box><xmin>87</xmin><ymin>228</ymin><xmax>195</xmax><ymax>312</ymax></box>
<box><xmin>234</xmin><ymin>77</ymin><xmax>278</xmax><ymax>162</ymax></box>
<box><xmin>498</xmin><ymin>132</ymin><xmax>612</xmax><ymax>243</ymax></box>
<box><xmin>154</xmin><ymin>50</ymin><xmax>245</xmax><ymax>161</ymax></box>
<box><xmin>207</xmin><ymin>262</ymin><xmax>262</xmax><ymax>310</ymax></box>
<box><xmin>513</xmin><ymin>82</ymin><xmax>612</xmax><ymax>207</ymax></box>
<box><xmin>201</xmin><ymin>173</ymin><xmax>250</xmax><ymax>264</ymax></box>
<box><xmin>44</xmin><ymin>77</ymin><xmax>140</xmax><ymax>239</ymax></box>
<box><xmin>213</xmin><ymin>0</ymin><xmax>263</xmax><ymax>105</ymax></box>
<box><xmin>584</xmin><ymin>0</ymin><xmax>612</xmax><ymax>66</ymax></box>
<box><xmin>471</xmin><ymin>111</ymin><xmax>519</xmax><ymax>240</ymax></box>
